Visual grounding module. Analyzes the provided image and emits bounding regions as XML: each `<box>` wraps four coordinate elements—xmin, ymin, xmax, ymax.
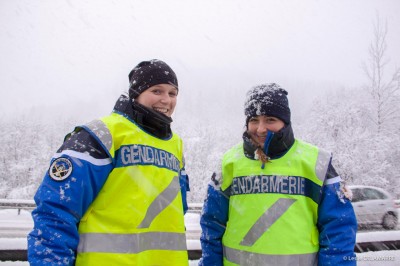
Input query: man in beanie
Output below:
<box><xmin>199</xmin><ymin>83</ymin><xmax>357</xmax><ymax>266</ymax></box>
<box><xmin>28</xmin><ymin>59</ymin><xmax>190</xmax><ymax>265</ymax></box>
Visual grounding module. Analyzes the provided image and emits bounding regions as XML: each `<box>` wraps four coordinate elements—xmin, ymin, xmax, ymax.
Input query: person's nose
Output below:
<box><xmin>257</xmin><ymin>121</ymin><xmax>268</xmax><ymax>134</ymax></box>
<box><xmin>160</xmin><ymin>92</ymin><xmax>171</xmax><ymax>104</ymax></box>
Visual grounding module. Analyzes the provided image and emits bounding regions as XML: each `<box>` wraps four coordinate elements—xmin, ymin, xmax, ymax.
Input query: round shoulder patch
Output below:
<box><xmin>49</xmin><ymin>158</ymin><xmax>73</xmax><ymax>181</ymax></box>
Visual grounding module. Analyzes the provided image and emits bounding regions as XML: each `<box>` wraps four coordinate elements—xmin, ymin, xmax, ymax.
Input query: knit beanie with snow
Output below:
<box><xmin>128</xmin><ymin>59</ymin><xmax>178</xmax><ymax>99</ymax></box>
<box><xmin>244</xmin><ymin>83</ymin><xmax>291</xmax><ymax>125</ymax></box>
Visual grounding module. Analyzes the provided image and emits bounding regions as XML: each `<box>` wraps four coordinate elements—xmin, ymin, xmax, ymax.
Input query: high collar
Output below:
<box><xmin>243</xmin><ymin>123</ymin><xmax>295</xmax><ymax>160</ymax></box>
<box><xmin>113</xmin><ymin>94</ymin><xmax>173</xmax><ymax>139</ymax></box>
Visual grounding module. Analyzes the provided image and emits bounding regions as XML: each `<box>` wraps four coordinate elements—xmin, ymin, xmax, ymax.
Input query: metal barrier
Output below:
<box><xmin>0</xmin><ymin>199</ymin><xmax>204</xmax><ymax>261</ymax></box>
<box><xmin>2</xmin><ymin>199</ymin><xmax>400</xmax><ymax>261</ymax></box>
<box><xmin>0</xmin><ymin>199</ymin><xmax>203</xmax><ymax>214</ymax></box>
<box><xmin>0</xmin><ymin>250</ymin><xmax>202</xmax><ymax>262</ymax></box>
<box><xmin>0</xmin><ymin>199</ymin><xmax>36</xmax><ymax>215</ymax></box>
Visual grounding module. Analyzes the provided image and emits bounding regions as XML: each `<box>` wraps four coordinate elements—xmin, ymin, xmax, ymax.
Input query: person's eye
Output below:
<box><xmin>249</xmin><ymin>118</ymin><xmax>259</xmax><ymax>123</ymax></box>
<box><xmin>152</xmin><ymin>89</ymin><xmax>161</xmax><ymax>94</ymax></box>
<box><xmin>266</xmin><ymin>118</ymin><xmax>277</xmax><ymax>123</ymax></box>
<box><xmin>169</xmin><ymin>91</ymin><xmax>177</xmax><ymax>97</ymax></box>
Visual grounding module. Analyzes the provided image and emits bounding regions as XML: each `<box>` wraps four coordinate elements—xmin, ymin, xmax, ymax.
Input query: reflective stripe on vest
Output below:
<box><xmin>78</xmin><ymin>231</ymin><xmax>187</xmax><ymax>253</ymax></box>
<box><xmin>240</xmin><ymin>198</ymin><xmax>296</xmax><ymax>246</ymax></box>
<box><xmin>224</xmin><ymin>246</ymin><xmax>317</xmax><ymax>266</ymax></box>
<box><xmin>84</xmin><ymin>119</ymin><xmax>113</xmax><ymax>154</ymax></box>
<box><xmin>137</xmin><ymin>175</ymin><xmax>180</xmax><ymax>228</ymax></box>
<box><xmin>315</xmin><ymin>149</ymin><xmax>331</xmax><ymax>183</ymax></box>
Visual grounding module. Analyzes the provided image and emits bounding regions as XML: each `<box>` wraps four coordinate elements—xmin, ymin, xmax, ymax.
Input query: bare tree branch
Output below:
<box><xmin>363</xmin><ymin>13</ymin><xmax>399</xmax><ymax>133</ymax></box>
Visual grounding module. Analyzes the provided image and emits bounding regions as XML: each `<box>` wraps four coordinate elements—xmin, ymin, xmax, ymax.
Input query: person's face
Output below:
<box><xmin>247</xmin><ymin>115</ymin><xmax>285</xmax><ymax>147</ymax></box>
<box><xmin>136</xmin><ymin>84</ymin><xmax>178</xmax><ymax>117</ymax></box>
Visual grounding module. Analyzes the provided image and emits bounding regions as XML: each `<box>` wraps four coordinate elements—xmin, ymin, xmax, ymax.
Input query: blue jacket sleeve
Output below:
<box><xmin>199</xmin><ymin>182</ymin><xmax>229</xmax><ymax>266</ymax></box>
<box><xmin>179</xmin><ymin>167</ymin><xmax>190</xmax><ymax>214</ymax></box>
<box><xmin>318</xmin><ymin>176</ymin><xmax>357</xmax><ymax>265</ymax></box>
<box><xmin>27</xmin><ymin>129</ymin><xmax>113</xmax><ymax>265</ymax></box>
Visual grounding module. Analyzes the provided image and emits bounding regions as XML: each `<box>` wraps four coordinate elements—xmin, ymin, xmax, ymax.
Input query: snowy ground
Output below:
<box><xmin>1</xmin><ymin>209</ymin><xmax>400</xmax><ymax>265</ymax></box>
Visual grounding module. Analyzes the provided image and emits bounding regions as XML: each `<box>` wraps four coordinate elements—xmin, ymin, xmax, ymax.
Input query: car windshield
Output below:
<box><xmin>364</xmin><ymin>188</ymin><xmax>387</xmax><ymax>200</ymax></box>
<box><xmin>352</xmin><ymin>188</ymin><xmax>364</xmax><ymax>202</ymax></box>
<box><xmin>351</xmin><ymin>187</ymin><xmax>388</xmax><ymax>202</ymax></box>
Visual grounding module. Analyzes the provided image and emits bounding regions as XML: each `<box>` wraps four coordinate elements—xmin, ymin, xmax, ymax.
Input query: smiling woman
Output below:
<box><xmin>136</xmin><ymin>84</ymin><xmax>178</xmax><ymax>117</ymax></box>
<box><xmin>199</xmin><ymin>83</ymin><xmax>358</xmax><ymax>266</ymax></box>
<box><xmin>27</xmin><ymin>59</ymin><xmax>191</xmax><ymax>266</ymax></box>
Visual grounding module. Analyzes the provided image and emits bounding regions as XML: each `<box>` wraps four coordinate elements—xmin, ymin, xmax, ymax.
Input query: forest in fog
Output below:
<box><xmin>0</xmin><ymin>14</ymin><xmax>399</xmax><ymax>202</ymax></box>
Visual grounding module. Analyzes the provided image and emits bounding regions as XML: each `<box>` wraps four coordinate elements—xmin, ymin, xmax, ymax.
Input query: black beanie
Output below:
<box><xmin>128</xmin><ymin>59</ymin><xmax>178</xmax><ymax>99</ymax></box>
<box><xmin>244</xmin><ymin>83</ymin><xmax>291</xmax><ymax>125</ymax></box>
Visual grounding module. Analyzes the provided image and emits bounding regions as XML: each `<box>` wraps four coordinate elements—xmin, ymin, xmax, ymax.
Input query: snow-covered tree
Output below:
<box><xmin>362</xmin><ymin>14</ymin><xmax>400</xmax><ymax>134</ymax></box>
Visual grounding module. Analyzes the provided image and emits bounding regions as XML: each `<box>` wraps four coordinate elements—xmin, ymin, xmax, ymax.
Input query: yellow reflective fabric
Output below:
<box><xmin>76</xmin><ymin>112</ymin><xmax>188</xmax><ymax>265</ymax></box>
<box><xmin>221</xmin><ymin>140</ymin><xmax>327</xmax><ymax>265</ymax></box>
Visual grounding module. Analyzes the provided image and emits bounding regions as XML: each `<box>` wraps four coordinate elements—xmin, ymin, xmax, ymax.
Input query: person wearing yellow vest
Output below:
<box><xmin>28</xmin><ymin>59</ymin><xmax>190</xmax><ymax>265</ymax></box>
<box><xmin>199</xmin><ymin>83</ymin><xmax>357</xmax><ymax>266</ymax></box>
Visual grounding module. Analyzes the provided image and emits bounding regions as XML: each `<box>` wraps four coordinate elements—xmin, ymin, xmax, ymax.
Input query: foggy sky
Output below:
<box><xmin>1</xmin><ymin>0</ymin><xmax>399</xmax><ymax>121</ymax></box>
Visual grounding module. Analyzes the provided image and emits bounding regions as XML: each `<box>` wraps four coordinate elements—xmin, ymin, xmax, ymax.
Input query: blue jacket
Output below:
<box><xmin>199</xmin><ymin>166</ymin><xmax>357</xmax><ymax>266</ymax></box>
<box><xmin>199</xmin><ymin>132</ymin><xmax>357</xmax><ymax>266</ymax></box>
<box><xmin>27</xmin><ymin>96</ymin><xmax>190</xmax><ymax>265</ymax></box>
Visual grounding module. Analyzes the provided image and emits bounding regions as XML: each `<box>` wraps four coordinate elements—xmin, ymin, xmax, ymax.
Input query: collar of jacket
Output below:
<box><xmin>243</xmin><ymin>123</ymin><xmax>295</xmax><ymax>160</ymax></box>
<box><xmin>113</xmin><ymin>94</ymin><xmax>173</xmax><ymax>139</ymax></box>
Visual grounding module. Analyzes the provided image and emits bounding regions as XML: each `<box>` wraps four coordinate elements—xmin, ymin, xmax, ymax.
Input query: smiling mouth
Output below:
<box><xmin>153</xmin><ymin>107</ymin><xmax>169</xmax><ymax>114</ymax></box>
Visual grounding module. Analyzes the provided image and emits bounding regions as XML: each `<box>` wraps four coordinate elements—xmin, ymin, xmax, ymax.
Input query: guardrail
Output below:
<box><xmin>2</xmin><ymin>199</ymin><xmax>400</xmax><ymax>262</ymax></box>
<box><xmin>0</xmin><ymin>199</ymin><xmax>203</xmax><ymax>214</ymax></box>
<box><xmin>0</xmin><ymin>199</ymin><xmax>36</xmax><ymax>214</ymax></box>
<box><xmin>0</xmin><ymin>199</ymin><xmax>203</xmax><ymax>261</ymax></box>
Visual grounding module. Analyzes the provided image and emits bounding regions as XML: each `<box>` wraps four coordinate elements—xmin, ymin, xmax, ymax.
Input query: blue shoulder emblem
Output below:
<box><xmin>49</xmin><ymin>158</ymin><xmax>73</xmax><ymax>181</ymax></box>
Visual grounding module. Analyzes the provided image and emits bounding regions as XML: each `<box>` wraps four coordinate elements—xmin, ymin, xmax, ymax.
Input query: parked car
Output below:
<box><xmin>349</xmin><ymin>185</ymin><xmax>399</xmax><ymax>230</ymax></box>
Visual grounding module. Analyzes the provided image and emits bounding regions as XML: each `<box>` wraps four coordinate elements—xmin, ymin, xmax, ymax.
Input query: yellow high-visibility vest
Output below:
<box><xmin>221</xmin><ymin>139</ymin><xmax>331</xmax><ymax>266</ymax></box>
<box><xmin>75</xmin><ymin>112</ymin><xmax>188</xmax><ymax>265</ymax></box>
